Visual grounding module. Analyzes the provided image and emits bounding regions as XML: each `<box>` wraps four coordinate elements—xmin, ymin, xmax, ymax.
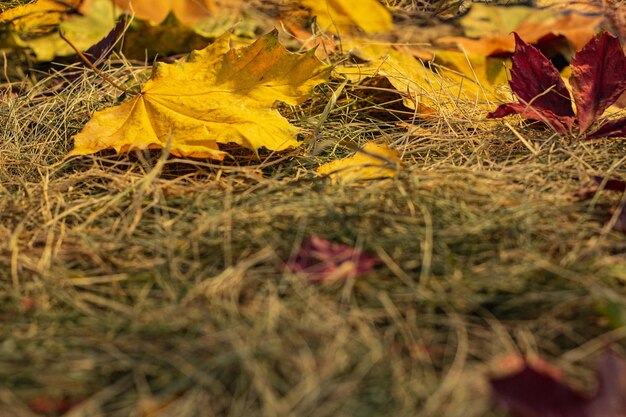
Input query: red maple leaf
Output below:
<box><xmin>487</xmin><ymin>32</ymin><xmax>626</xmax><ymax>138</ymax></box>
<box><xmin>285</xmin><ymin>236</ymin><xmax>379</xmax><ymax>282</ymax></box>
<box><xmin>490</xmin><ymin>349</ymin><xmax>626</xmax><ymax>417</ymax></box>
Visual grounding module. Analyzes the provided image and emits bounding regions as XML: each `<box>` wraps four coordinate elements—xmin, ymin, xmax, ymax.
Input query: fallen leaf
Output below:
<box><xmin>120</xmin><ymin>17</ymin><xmax>214</xmax><ymax>60</ymax></box>
<box><xmin>29</xmin><ymin>396</ymin><xmax>78</xmax><ymax>414</ymax></box>
<box><xmin>438</xmin><ymin>4</ymin><xmax>602</xmax><ymax>57</ymax></box>
<box><xmin>592</xmin><ymin>176</ymin><xmax>626</xmax><ymax>192</ymax></box>
<box><xmin>487</xmin><ymin>103</ymin><xmax>572</xmax><ymax>134</ymax></box>
<box><xmin>299</xmin><ymin>0</ymin><xmax>393</xmax><ymax>34</ymax></box>
<box><xmin>487</xmin><ymin>32</ymin><xmax>576</xmax><ymax>132</ymax></box>
<box><xmin>571</xmin><ymin>32</ymin><xmax>626</xmax><ymax>133</ymax></box>
<box><xmin>316</xmin><ymin>142</ymin><xmax>402</xmax><ymax>184</ymax></box>
<box><xmin>508</xmin><ymin>33</ymin><xmax>574</xmax><ymax>118</ymax></box>
<box><xmin>0</xmin><ymin>0</ymin><xmax>82</xmax><ymax>36</ymax></box>
<box><xmin>488</xmin><ymin>31</ymin><xmax>626</xmax><ymax>137</ymax></box>
<box><xmin>457</xmin><ymin>3</ymin><xmax>532</xmax><ymax>39</ymax></box>
<box><xmin>113</xmin><ymin>0</ymin><xmax>216</xmax><ymax>25</ymax></box>
<box><xmin>0</xmin><ymin>0</ymin><xmax>118</xmax><ymax>60</ymax></box>
<box><xmin>81</xmin><ymin>16</ymin><xmax>127</xmax><ymax>66</ymax></box>
<box><xmin>574</xmin><ymin>175</ymin><xmax>626</xmax><ymax>200</ymax></box>
<box><xmin>338</xmin><ymin>42</ymin><xmax>506</xmax><ymax>114</ymax></box>
<box><xmin>286</xmin><ymin>236</ymin><xmax>379</xmax><ymax>282</ymax></box>
<box><xmin>586</xmin><ymin>116</ymin><xmax>626</xmax><ymax>139</ymax></box>
<box><xmin>490</xmin><ymin>349</ymin><xmax>626</xmax><ymax>417</ymax></box>
<box><xmin>535</xmin><ymin>0</ymin><xmax>603</xmax><ymax>14</ymax></box>
<box><xmin>70</xmin><ymin>31</ymin><xmax>330</xmax><ymax>159</ymax></box>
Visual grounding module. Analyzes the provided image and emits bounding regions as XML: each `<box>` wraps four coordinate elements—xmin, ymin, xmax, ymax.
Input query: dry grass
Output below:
<box><xmin>2</xmin><ymin>3</ymin><xmax>626</xmax><ymax>417</ymax></box>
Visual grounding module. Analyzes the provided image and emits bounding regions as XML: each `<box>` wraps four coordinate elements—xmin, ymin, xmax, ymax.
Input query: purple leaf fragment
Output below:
<box><xmin>286</xmin><ymin>236</ymin><xmax>379</xmax><ymax>282</ymax></box>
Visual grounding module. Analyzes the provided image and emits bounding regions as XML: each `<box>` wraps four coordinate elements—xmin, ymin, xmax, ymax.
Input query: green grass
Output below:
<box><xmin>1</xmin><ymin>2</ymin><xmax>626</xmax><ymax>416</ymax></box>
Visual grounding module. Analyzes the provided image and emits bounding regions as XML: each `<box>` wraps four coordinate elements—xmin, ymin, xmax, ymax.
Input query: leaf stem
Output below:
<box><xmin>58</xmin><ymin>29</ymin><xmax>137</xmax><ymax>96</ymax></box>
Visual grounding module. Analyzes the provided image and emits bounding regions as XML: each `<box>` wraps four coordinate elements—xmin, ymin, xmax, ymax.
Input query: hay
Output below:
<box><xmin>1</xmin><ymin>3</ymin><xmax>626</xmax><ymax>416</ymax></box>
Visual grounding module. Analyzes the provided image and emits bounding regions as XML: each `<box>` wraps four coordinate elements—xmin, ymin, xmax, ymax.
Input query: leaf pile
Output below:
<box><xmin>487</xmin><ymin>31</ymin><xmax>626</xmax><ymax>138</ymax></box>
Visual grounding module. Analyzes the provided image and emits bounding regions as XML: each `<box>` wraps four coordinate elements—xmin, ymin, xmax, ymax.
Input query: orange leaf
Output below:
<box><xmin>113</xmin><ymin>0</ymin><xmax>216</xmax><ymax>25</ymax></box>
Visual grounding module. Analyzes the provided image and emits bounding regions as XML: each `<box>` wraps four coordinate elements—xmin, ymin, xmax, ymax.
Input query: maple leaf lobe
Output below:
<box><xmin>571</xmin><ymin>32</ymin><xmax>626</xmax><ymax>133</ymax></box>
<box><xmin>586</xmin><ymin>116</ymin><xmax>626</xmax><ymax>140</ymax></box>
<box><xmin>509</xmin><ymin>32</ymin><xmax>574</xmax><ymax>118</ymax></box>
<box><xmin>487</xmin><ymin>103</ymin><xmax>571</xmax><ymax>134</ymax></box>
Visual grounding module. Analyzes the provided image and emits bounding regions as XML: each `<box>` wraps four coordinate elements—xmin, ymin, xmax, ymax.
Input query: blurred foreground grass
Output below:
<box><xmin>1</xmin><ymin>1</ymin><xmax>626</xmax><ymax>416</ymax></box>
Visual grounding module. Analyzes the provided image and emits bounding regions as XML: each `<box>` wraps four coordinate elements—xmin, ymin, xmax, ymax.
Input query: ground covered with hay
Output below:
<box><xmin>1</xmin><ymin>1</ymin><xmax>626</xmax><ymax>416</ymax></box>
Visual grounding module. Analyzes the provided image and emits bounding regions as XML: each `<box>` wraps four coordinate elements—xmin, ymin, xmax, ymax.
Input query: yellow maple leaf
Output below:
<box><xmin>316</xmin><ymin>142</ymin><xmax>402</xmax><ymax>184</ymax></box>
<box><xmin>70</xmin><ymin>31</ymin><xmax>331</xmax><ymax>160</ymax></box>
<box><xmin>113</xmin><ymin>0</ymin><xmax>216</xmax><ymax>25</ymax></box>
<box><xmin>338</xmin><ymin>41</ymin><xmax>507</xmax><ymax>115</ymax></box>
<box><xmin>300</xmin><ymin>0</ymin><xmax>392</xmax><ymax>34</ymax></box>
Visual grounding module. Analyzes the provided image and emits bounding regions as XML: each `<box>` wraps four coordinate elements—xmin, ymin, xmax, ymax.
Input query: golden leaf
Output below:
<box><xmin>0</xmin><ymin>0</ymin><xmax>84</xmax><ymax>40</ymax></box>
<box><xmin>28</xmin><ymin>0</ymin><xmax>117</xmax><ymax>60</ymax></box>
<box><xmin>432</xmin><ymin>50</ymin><xmax>510</xmax><ymax>90</ymax></box>
<box><xmin>300</xmin><ymin>0</ymin><xmax>393</xmax><ymax>34</ymax></box>
<box><xmin>438</xmin><ymin>4</ymin><xmax>602</xmax><ymax>56</ymax></box>
<box><xmin>113</xmin><ymin>0</ymin><xmax>216</xmax><ymax>25</ymax></box>
<box><xmin>70</xmin><ymin>31</ymin><xmax>331</xmax><ymax>160</ymax></box>
<box><xmin>337</xmin><ymin>41</ymin><xmax>507</xmax><ymax>115</ymax></box>
<box><xmin>316</xmin><ymin>142</ymin><xmax>402</xmax><ymax>184</ymax></box>
<box><xmin>0</xmin><ymin>0</ymin><xmax>118</xmax><ymax>60</ymax></box>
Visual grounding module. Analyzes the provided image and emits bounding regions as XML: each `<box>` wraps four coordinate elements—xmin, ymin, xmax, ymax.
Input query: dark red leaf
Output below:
<box><xmin>509</xmin><ymin>32</ymin><xmax>574</xmax><ymax>118</ymax></box>
<box><xmin>591</xmin><ymin>175</ymin><xmax>626</xmax><ymax>192</ymax></box>
<box><xmin>490</xmin><ymin>358</ymin><xmax>589</xmax><ymax>417</ymax></box>
<box><xmin>588</xmin><ymin>349</ymin><xmax>626</xmax><ymax>414</ymax></box>
<box><xmin>574</xmin><ymin>176</ymin><xmax>626</xmax><ymax>200</ymax></box>
<box><xmin>83</xmin><ymin>16</ymin><xmax>127</xmax><ymax>66</ymax></box>
<box><xmin>29</xmin><ymin>396</ymin><xmax>78</xmax><ymax>414</ymax></box>
<box><xmin>487</xmin><ymin>103</ymin><xmax>573</xmax><ymax>134</ymax></box>
<box><xmin>586</xmin><ymin>116</ymin><xmax>626</xmax><ymax>139</ymax></box>
<box><xmin>611</xmin><ymin>204</ymin><xmax>626</xmax><ymax>234</ymax></box>
<box><xmin>285</xmin><ymin>236</ymin><xmax>378</xmax><ymax>282</ymax></box>
<box><xmin>490</xmin><ymin>349</ymin><xmax>626</xmax><ymax>417</ymax></box>
<box><xmin>571</xmin><ymin>32</ymin><xmax>626</xmax><ymax>133</ymax></box>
